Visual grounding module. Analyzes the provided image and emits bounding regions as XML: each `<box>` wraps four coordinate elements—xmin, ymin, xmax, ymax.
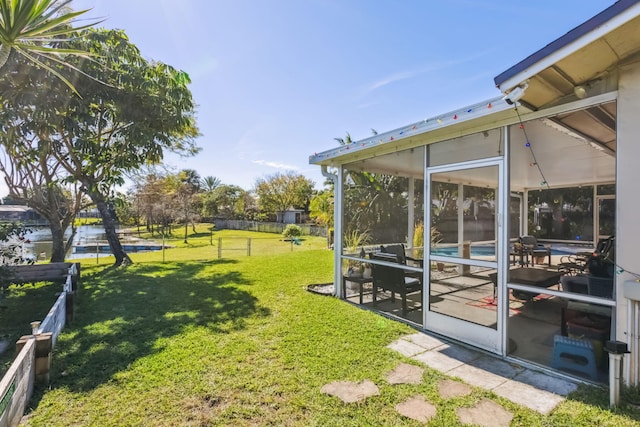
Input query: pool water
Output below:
<box><xmin>431</xmin><ymin>245</ymin><xmax>579</xmax><ymax>257</ymax></box>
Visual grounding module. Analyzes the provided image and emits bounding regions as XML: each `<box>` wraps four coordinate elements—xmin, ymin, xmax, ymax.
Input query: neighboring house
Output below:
<box><xmin>0</xmin><ymin>205</ymin><xmax>44</xmax><ymax>222</ymax></box>
<box><xmin>310</xmin><ymin>0</ymin><xmax>640</xmax><ymax>386</ymax></box>
<box><xmin>276</xmin><ymin>208</ymin><xmax>305</xmax><ymax>224</ymax></box>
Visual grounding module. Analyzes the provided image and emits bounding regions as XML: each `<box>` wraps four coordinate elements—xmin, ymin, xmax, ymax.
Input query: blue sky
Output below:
<box><xmin>68</xmin><ymin>0</ymin><xmax>615</xmax><ymax>191</ymax></box>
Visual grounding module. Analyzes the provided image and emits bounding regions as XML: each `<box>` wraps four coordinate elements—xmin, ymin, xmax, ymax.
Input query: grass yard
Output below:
<box><xmin>2</xmin><ymin>226</ymin><xmax>638</xmax><ymax>425</ymax></box>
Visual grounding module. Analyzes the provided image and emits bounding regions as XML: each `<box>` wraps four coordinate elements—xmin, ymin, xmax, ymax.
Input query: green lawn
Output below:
<box><xmin>4</xmin><ymin>227</ymin><xmax>639</xmax><ymax>425</ymax></box>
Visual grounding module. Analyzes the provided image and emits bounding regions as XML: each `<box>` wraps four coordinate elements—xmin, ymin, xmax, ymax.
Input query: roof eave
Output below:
<box><xmin>494</xmin><ymin>0</ymin><xmax>640</xmax><ymax>93</ymax></box>
<box><xmin>309</xmin><ymin>96</ymin><xmax>512</xmax><ymax>166</ymax></box>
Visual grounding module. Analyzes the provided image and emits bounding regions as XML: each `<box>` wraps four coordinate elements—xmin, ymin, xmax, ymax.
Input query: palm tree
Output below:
<box><xmin>0</xmin><ymin>0</ymin><xmax>100</xmax><ymax>92</ymax></box>
<box><xmin>201</xmin><ymin>175</ymin><xmax>222</xmax><ymax>192</ymax></box>
<box><xmin>334</xmin><ymin>132</ymin><xmax>353</xmax><ymax>146</ymax></box>
<box><xmin>334</xmin><ymin>129</ymin><xmax>377</xmax><ymax>145</ymax></box>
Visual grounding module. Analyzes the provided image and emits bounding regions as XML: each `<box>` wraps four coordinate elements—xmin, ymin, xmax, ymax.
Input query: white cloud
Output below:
<box><xmin>252</xmin><ymin>160</ymin><xmax>300</xmax><ymax>171</ymax></box>
<box><xmin>364</xmin><ymin>50</ymin><xmax>496</xmax><ymax>95</ymax></box>
<box><xmin>368</xmin><ymin>69</ymin><xmax>426</xmax><ymax>92</ymax></box>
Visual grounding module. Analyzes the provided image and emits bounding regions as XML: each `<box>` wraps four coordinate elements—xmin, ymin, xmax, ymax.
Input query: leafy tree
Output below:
<box><xmin>254</xmin><ymin>171</ymin><xmax>314</xmax><ymax>220</ymax></box>
<box><xmin>309</xmin><ymin>189</ymin><xmax>333</xmax><ymax>245</ymax></box>
<box><xmin>0</xmin><ymin>126</ymin><xmax>91</xmax><ymax>261</ymax></box>
<box><xmin>113</xmin><ymin>191</ymin><xmax>136</xmax><ymax>227</ymax></box>
<box><xmin>132</xmin><ymin>172</ymin><xmax>173</xmax><ymax>236</ymax></box>
<box><xmin>168</xmin><ymin>169</ymin><xmax>201</xmax><ymax>243</ymax></box>
<box><xmin>0</xmin><ymin>222</ymin><xmax>33</xmax><ymax>290</ymax></box>
<box><xmin>343</xmin><ymin>170</ymin><xmax>409</xmax><ymax>243</ymax></box>
<box><xmin>0</xmin><ymin>0</ymin><xmax>100</xmax><ymax>92</ymax></box>
<box><xmin>0</xmin><ymin>28</ymin><xmax>200</xmax><ymax>266</ymax></box>
<box><xmin>201</xmin><ymin>184</ymin><xmax>250</xmax><ymax>220</ymax></box>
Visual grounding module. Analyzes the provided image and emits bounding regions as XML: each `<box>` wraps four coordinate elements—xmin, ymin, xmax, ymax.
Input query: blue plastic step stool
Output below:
<box><xmin>551</xmin><ymin>335</ymin><xmax>598</xmax><ymax>380</ymax></box>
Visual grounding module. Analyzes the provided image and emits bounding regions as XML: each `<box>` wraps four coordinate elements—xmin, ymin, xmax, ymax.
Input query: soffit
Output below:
<box><xmin>343</xmin><ymin>109</ymin><xmax>616</xmax><ymax>191</ymax></box>
<box><xmin>495</xmin><ymin>3</ymin><xmax>640</xmax><ymax>155</ymax></box>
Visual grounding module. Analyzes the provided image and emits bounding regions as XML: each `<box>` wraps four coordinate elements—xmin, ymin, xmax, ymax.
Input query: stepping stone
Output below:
<box><xmin>438</xmin><ymin>379</ymin><xmax>472</xmax><ymax>399</ymax></box>
<box><xmin>320</xmin><ymin>380</ymin><xmax>379</xmax><ymax>403</ymax></box>
<box><xmin>456</xmin><ymin>399</ymin><xmax>513</xmax><ymax>427</ymax></box>
<box><xmin>395</xmin><ymin>395</ymin><xmax>437</xmax><ymax>423</ymax></box>
<box><xmin>386</xmin><ymin>363</ymin><xmax>424</xmax><ymax>385</ymax></box>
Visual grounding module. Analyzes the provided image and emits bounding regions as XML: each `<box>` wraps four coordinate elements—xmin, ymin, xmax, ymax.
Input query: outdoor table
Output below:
<box><xmin>342</xmin><ymin>275</ymin><xmax>373</xmax><ymax>304</ymax></box>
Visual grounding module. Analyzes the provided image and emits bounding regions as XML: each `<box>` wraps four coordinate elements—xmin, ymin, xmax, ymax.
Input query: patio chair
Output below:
<box><xmin>561</xmin><ymin>273</ymin><xmax>614</xmax><ymax>298</ymax></box>
<box><xmin>370</xmin><ymin>252</ymin><xmax>422</xmax><ymax>316</ymax></box>
<box><xmin>557</xmin><ymin>252</ymin><xmax>590</xmax><ymax>275</ymax></box>
<box><xmin>379</xmin><ymin>244</ymin><xmax>422</xmax><ymax>266</ymax></box>
<box><xmin>519</xmin><ymin>235</ymin><xmax>551</xmax><ymax>266</ymax></box>
<box><xmin>379</xmin><ymin>244</ymin><xmax>423</xmax><ymax>283</ymax></box>
<box><xmin>558</xmin><ymin>235</ymin><xmax>614</xmax><ymax>275</ymax></box>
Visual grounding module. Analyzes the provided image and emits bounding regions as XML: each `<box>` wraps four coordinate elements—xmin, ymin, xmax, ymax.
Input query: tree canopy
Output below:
<box><xmin>0</xmin><ymin>28</ymin><xmax>200</xmax><ymax>265</ymax></box>
<box><xmin>254</xmin><ymin>171</ymin><xmax>314</xmax><ymax>219</ymax></box>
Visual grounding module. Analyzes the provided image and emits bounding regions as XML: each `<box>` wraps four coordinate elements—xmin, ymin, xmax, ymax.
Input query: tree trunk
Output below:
<box><xmin>96</xmin><ymin>199</ymin><xmax>132</xmax><ymax>266</ymax></box>
<box><xmin>49</xmin><ymin>221</ymin><xmax>67</xmax><ymax>263</ymax></box>
<box><xmin>184</xmin><ymin>221</ymin><xmax>188</xmax><ymax>243</ymax></box>
<box><xmin>64</xmin><ymin>223</ymin><xmax>77</xmax><ymax>255</ymax></box>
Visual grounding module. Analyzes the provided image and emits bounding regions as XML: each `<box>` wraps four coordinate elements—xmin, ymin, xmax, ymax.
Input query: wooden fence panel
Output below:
<box><xmin>37</xmin><ymin>292</ymin><xmax>66</xmax><ymax>347</ymax></box>
<box><xmin>0</xmin><ymin>263</ymin><xmax>77</xmax><ymax>426</ymax></box>
<box><xmin>0</xmin><ymin>339</ymin><xmax>35</xmax><ymax>427</ymax></box>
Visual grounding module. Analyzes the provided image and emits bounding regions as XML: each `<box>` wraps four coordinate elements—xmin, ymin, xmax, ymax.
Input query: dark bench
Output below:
<box><xmin>2</xmin><ymin>262</ymin><xmax>80</xmax><ymax>290</ymax></box>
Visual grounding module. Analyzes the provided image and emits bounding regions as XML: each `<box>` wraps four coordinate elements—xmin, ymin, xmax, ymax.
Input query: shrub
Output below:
<box><xmin>282</xmin><ymin>224</ymin><xmax>302</xmax><ymax>239</ymax></box>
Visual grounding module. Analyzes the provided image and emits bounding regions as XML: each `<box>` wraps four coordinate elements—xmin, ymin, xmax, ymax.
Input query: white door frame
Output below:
<box><xmin>424</xmin><ymin>155</ymin><xmax>507</xmax><ymax>354</ymax></box>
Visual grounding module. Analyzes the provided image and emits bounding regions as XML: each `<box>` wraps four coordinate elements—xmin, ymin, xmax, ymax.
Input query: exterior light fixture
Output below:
<box><xmin>503</xmin><ymin>83</ymin><xmax>528</xmax><ymax>105</ymax></box>
<box><xmin>574</xmin><ymin>85</ymin><xmax>587</xmax><ymax>99</ymax></box>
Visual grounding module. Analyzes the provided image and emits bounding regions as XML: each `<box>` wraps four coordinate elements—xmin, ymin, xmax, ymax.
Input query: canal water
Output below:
<box><xmin>23</xmin><ymin>225</ymin><xmax>140</xmax><ymax>260</ymax></box>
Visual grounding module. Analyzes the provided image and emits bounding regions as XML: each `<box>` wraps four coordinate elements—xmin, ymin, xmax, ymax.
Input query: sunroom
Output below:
<box><xmin>310</xmin><ymin>0</ymin><xmax>640</xmax><ymax>384</ymax></box>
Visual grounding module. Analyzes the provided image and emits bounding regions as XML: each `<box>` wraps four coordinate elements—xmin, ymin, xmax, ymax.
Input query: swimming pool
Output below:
<box><xmin>431</xmin><ymin>245</ymin><xmax>579</xmax><ymax>257</ymax></box>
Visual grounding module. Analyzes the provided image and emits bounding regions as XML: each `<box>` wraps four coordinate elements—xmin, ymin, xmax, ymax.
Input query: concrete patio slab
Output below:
<box><xmin>413</xmin><ymin>348</ymin><xmax>467</xmax><ymax>372</ymax></box>
<box><xmin>403</xmin><ymin>332</ymin><xmax>446</xmax><ymax>350</ymax></box>
<box><xmin>514</xmin><ymin>369</ymin><xmax>578</xmax><ymax>395</ymax></box>
<box><xmin>387</xmin><ymin>338</ymin><xmax>427</xmax><ymax>358</ymax></box>
<box><xmin>492</xmin><ymin>379</ymin><xmax>565</xmax><ymax>414</ymax></box>
<box><xmin>391</xmin><ymin>332</ymin><xmax>581</xmax><ymax>414</ymax></box>
<box><xmin>412</xmin><ymin>343</ymin><xmax>482</xmax><ymax>372</ymax></box>
<box><xmin>448</xmin><ymin>363</ymin><xmax>509</xmax><ymax>389</ymax></box>
<box><xmin>468</xmin><ymin>354</ymin><xmax>524</xmax><ymax>379</ymax></box>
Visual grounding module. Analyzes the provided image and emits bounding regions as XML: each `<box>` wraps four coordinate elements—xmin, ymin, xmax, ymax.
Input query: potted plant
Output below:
<box><xmin>426</xmin><ymin>225</ymin><xmax>444</xmax><ymax>271</ymax></box>
<box><xmin>343</xmin><ymin>229</ymin><xmax>371</xmax><ymax>290</ymax></box>
<box><xmin>362</xmin><ymin>263</ymin><xmax>372</xmax><ymax>279</ymax></box>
